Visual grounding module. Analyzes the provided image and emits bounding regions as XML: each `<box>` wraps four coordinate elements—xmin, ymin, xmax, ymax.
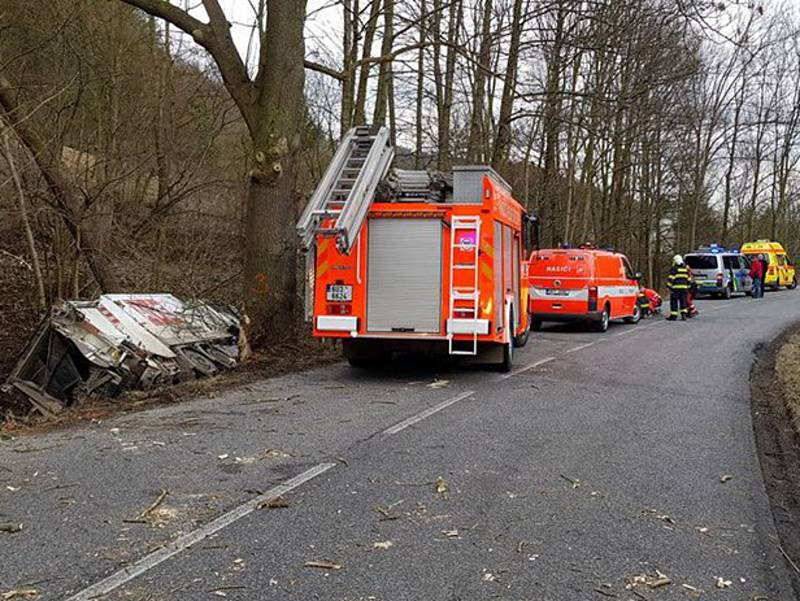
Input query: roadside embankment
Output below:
<box><xmin>751</xmin><ymin>324</ymin><xmax>800</xmax><ymax>596</ymax></box>
<box><xmin>776</xmin><ymin>330</ymin><xmax>800</xmax><ymax>435</ymax></box>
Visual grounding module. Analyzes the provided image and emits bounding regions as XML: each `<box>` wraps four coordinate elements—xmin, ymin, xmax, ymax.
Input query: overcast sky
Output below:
<box><xmin>180</xmin><ymin>1</ymin><xmax>345</xmax><ymax>75</ymax></box>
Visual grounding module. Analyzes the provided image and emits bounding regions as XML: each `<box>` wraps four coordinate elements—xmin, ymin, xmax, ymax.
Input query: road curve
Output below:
<box><xmin>1</xmin><ymin>290</ymin><xmax>798</xmax><ymax>600</ymax></box>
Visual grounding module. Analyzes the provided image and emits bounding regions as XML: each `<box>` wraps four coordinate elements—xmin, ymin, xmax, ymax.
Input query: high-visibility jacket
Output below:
<box><xmin>667</xmin><ymin>265</ymin><xmax>691</xmax><ymax>290</ymax></box>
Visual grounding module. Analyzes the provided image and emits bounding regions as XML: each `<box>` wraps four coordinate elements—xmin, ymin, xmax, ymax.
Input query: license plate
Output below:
<box><xmin>326</xmin><ymin>285</ymin><xmax>352</xmax><ymax>302</ymax></box>
<box><xmin>545</xmin><ymin>289</ymin><xmax>569</xmax><ymax>296</ymax></box>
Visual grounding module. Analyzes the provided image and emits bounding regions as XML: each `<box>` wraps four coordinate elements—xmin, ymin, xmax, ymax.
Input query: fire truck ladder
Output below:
<box><xmin>448</xmin><ymin>216</ymin><xmax>481</xmax><ymax>356</ymax></box>
<box><xmin>297</xmin><ymin>125</ymin><xmax>394</xmax><ymax>254</ymax></box>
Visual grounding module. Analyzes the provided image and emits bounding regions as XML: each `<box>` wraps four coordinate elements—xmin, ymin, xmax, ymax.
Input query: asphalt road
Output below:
<box><xmin>1</xmin><ymin>290</ymin><xmax>799</xmax><ymax>600</ymax></box>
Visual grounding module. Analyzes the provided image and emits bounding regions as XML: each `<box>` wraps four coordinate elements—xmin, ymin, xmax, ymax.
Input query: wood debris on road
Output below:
<box><xmin>304</xmin><ymin>560</ymin><xmax>344</xmax><ymax>571</ymax></box>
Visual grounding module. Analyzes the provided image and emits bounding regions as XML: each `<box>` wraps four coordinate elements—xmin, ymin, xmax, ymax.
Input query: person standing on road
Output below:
<box><xmin>667</xmin><ymin>255</ymin><xmax>691</xmax><ymax>321</ymax></box>
<box><xmin>750</xmin><ymin>254</ymin><xmax>764</xmax><ymax>299</ymax></box>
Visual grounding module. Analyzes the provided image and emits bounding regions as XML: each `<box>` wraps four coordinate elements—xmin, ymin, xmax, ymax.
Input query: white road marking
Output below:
<box><xmin>65</xmin><ymin>462</ymin><xmax>336</xmax><ymax>601</ymax></box>
<box><xmin>383</xmin><ymin>391</ymin><xmax>476</xmax><ymax>435</ymax></box>
<box><xmin>613</xmin><ymin>328</ymin><xmax>639</xmax><ymax>337</ymax></box>
<box><xmin>499</xmin><ymin>356</ymin><xmax>556</xmax><ymax>381</ymax></box>
<box><xmin>565</xmin><ymin>342</ymin><xmax>596</xmax><ymax>353</ymax></box>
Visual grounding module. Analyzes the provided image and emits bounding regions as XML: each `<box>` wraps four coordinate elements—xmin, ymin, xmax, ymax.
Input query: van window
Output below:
<box><xmin>622</xmin><ymin>257</ymin><xmax>636</xmax><ymax>279</ymax></box>
<box><xmin>685</xmin><ymin>255</ymin><xmax>718</xmax><ymax>270</ymax></box>
<box><xmin>723</xmin><ymin>255</ymin><xmax>740</xmax><ymax>270</ymax></box>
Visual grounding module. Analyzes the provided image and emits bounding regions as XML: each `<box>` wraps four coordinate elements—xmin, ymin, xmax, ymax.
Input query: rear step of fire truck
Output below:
<box><xmin>297</xmin><ymin>125</ymin><xmax>394</xmax><ymax>254</ymax></box>
<box><xmin>448</xmin><ymin>216</ymin><xmax>481</xmax><ymax>356</ymax></box>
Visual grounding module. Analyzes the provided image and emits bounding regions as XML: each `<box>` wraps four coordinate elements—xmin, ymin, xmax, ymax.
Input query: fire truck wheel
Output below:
<box><xmin>499</xmin><ymin>337</ymin><xmax>514</xmax><ymax>372</ymax></box>
<box><xmin>513</xmin><ymin>314</ymin><xmax>531</xmax><ymax>348</ymax></box>
<box><xmin>347</xmin><ymin>357</ymin><xmax>381</xmax><ymax>368</ymax></box>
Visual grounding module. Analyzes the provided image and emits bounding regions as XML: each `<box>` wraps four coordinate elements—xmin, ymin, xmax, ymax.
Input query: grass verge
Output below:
<box><xmin>776</xmin><ymin>330</ymin><xmax>800</xmax><ymax>435</ymax></box>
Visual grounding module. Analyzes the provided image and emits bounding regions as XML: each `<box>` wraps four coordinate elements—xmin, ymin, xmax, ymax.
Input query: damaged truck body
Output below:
<box><xmin>3</xmin><ymin>294</ymin><xmax>240</xmax><ymax>415</ymax></box>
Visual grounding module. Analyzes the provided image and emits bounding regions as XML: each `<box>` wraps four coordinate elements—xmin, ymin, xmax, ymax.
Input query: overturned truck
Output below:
<box><xmin>3</xmin><ymin>294</ymin><xmax>240</xmax><ymax>415</ymax></box>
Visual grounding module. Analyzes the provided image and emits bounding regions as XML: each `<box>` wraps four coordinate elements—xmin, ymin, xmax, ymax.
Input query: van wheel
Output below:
<box><xmin>723</xmin><ymin>285</ymin><xmax>732</xmax><ymax>299</ymax></box>
<box><xmin>624</xmin><ymin>305</ymin><xmax>641</xmax><ymax>325</ymax></box>
<box><xmin>594</xmin><ymin>305</ymin><xmax>610</xmax><ymax>333</ymax></box>
<box><xmin>788</xmin><ymin>277</ymin><xmax>797</xmax><ymax>290</ymax></box>
<box><xmin>513</xmin><ymin>313</ymin><xmax>531</xmax><ymax>348</ymax></box>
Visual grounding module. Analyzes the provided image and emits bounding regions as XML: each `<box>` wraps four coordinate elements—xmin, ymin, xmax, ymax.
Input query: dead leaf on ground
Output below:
<box><xmin>375</xmin><ymin>506</ymin><xmax>399</xmax><ymax>521</ymax></box>
<box><xmin>714</xmin><ymin>577</ymin><xmax>732</xmax><ymax>589</ymax></box>
<box><xmin>441</xmin><ymin>529</ymin><xmax>460</xmax><ymax>538</ymax></box>
<box><xmin>263</xmin><ymin>448</ymin><xmax>292</xmax><ymax>459</ymax></box>
<box><xmin>481</xmin><ymin>571</ymin><xmax>498</xmax><ymax>583</ymax></box>
<box><xmin>0</xmin><ymin>523</ymin><xmax>22</xmax><ymax>533</ymax></box>
<box><xmin>642</xmin><ymin>508</ymin><xmax>675</xmax><ymax>525</ymax></box>
<box><xmin>373</xmin><ymin>540</ymin><xmax>393</xmax><ymax>550</ymax></box>
<box><xmin>625</xmin><ymin>571</ymin><xmax>672</xmax><ymax>590</ymax></box>
<box><xmin>720</xmin><ymin>474</ymin><xmax>733</xmax><ymax>483</ymax></box>
<box><xmin>427</xmin><ymin>379</ymin><xmax>450</xmax><ymax>389</ymax></box>
<box><xmin>560</xmin><ymin>474</ymin><xmax>581</xmax><ymax>489</ymax></box>
<box><xmin>304</xmin><ymin>560</ymin><xmax>344</xmax><ymax>571</ymax></box>
<box><xmin>1</xmin><ymin>590</ymin><xmax>38</xmax><ymax>600</ymax></box>
<box><xmin>257</xmin><ymin>496</ymin><xmax>289</xmax><ymax>510</ymax></box>
<box><xmin>434</xmin><ymin>476</ymin><xmax>449</xmax><ymax>497</ymax></box>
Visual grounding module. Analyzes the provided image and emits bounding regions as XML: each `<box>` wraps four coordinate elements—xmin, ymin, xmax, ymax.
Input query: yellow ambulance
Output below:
<box><xmin>740</xmin><ymin>240</ymin><xmax>797</xmax><ymax>289</ymax></box>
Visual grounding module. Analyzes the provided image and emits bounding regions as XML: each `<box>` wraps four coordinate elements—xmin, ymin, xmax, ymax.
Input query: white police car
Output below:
<box><xmin>684</xmin><ymin>245</ymin><xmax>753</xmax><ymax>299</ymax></box>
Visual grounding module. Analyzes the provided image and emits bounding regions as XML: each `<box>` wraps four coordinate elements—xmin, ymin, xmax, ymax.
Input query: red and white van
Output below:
<box><xmin>527</xmin><ymin>246</ymin><xmax>642</xmax><ymax>332</ymax></box>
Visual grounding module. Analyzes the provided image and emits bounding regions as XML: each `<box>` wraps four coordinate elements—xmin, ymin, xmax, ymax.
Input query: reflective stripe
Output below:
<box><xmin>530</xmin><ymin>285</ymin><xmax>639</xmax><ymax>300</ymax></box>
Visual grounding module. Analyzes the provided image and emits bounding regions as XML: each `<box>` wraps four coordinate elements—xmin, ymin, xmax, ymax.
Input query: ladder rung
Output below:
<box><xmin>453</xmin><ymin>264</ymin><xmax>476</xmax><ymax>270</ymax></box>
<box><xmin>452</xmin><ymin>291</ymin><xmax>477</xmax><ymax>300</ymax></box>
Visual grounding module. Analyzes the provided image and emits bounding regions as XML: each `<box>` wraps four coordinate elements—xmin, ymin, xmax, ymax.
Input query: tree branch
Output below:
<box><xmin>119</xmin><ymin>0</ymin><xmax>257</xmax><ymax>132</ymax></box>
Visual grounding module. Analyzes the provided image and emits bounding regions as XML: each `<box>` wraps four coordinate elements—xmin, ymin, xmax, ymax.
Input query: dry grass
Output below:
<box><xmin>776</xmin><ymin>331</ymin><xmax>800</xmax><ymax>435</ymax></box>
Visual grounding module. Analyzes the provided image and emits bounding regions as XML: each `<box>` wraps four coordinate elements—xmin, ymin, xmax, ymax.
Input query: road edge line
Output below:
<box><xmin>383</xmin><ymin>391</ymin><xmax>475</xmax><ymax>435</ymax></box>
<box><xmin>65</xmin><ymin>462</ymin><xmax>336</xmax><ymax>601</ymax></box>
<box><xmin>500</xmin><ymin>356</ymin><xmax>556</xmax><ymax>381</ymax></box>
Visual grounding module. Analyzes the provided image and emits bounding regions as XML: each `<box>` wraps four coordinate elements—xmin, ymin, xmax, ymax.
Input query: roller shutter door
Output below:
<box><xmin>367</xmin><ymin>218</ymin><xmax>442</xmax><ymax>333</ymax></box>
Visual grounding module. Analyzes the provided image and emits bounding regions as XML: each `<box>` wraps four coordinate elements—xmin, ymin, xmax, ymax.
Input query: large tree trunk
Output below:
<box><xmin>340</xmin><ymin>0</ymin><xmax>358</xmax><ymax>132</ymax></box>
<box><xmin>490</xmin><ymin>0</ymin><xmax>523</xmax><ymax>169</ymax></box>
<box><xmin>354</xmin><ymin>0</ymin><xmax>382</xmax><ymax>125</ymax></box>
<box><xmin>436</xmin><ymin>0</ymin><xmax>460</xmax><ymax>170</ymax></box>
<box><xmin>372</xmin><ymin>0</ymin><xmax>394</xmax><ymax>130</ymax></box>
<box><xmin>466</xmin><ymin>0</ymin><xmax>493</xmax><ymax>163</ymax></box>
<box><xmin>243</xmin><ymin>0</ymin><xmax>307</xmax><ymax>345</ymax></box>
<box><xmin>540</xmin><ymin>0</ymin><xmax>566</xmax><ymax>246</ymax></box>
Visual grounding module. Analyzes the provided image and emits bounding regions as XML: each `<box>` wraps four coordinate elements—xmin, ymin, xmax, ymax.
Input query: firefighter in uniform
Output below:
<box><xmin>667</xmin><ymin>255</ymin><xmax>691</xmax><ymax>321</ymax></box>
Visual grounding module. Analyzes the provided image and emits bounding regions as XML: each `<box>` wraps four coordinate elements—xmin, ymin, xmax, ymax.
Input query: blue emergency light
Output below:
<box><xmin>698</xmin><ymin>243</ymin><xmax>738</xmax><ymax>254</ymax></box>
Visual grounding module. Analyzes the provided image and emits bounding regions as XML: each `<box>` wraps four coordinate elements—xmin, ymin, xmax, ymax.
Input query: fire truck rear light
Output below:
<box><xmin>588</xmin><ymin>286</ymin><xmax>598</xmax><ymax>312</ymax></box>
<box><xmin>326</xmin><ymin>303</ymin><xmax>352</xmax><ymax>315</ymax></box>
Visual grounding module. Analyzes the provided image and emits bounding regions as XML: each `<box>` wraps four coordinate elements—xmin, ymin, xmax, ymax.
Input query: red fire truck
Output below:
<box><xmin>297</xmin><ymin>126</ymin><xmax>536</xmax><ymax>371</ymax></box>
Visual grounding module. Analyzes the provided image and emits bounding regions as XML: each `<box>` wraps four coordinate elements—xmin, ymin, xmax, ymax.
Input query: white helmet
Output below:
<box><xmin>673</xmin><ymin>254</ymin><xmax>684</xmax><ymax>265</ymax></box>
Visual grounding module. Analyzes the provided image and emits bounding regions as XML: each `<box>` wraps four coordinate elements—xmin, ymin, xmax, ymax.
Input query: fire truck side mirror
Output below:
<box><xmin>524</xmin><ymin>214</ymin><xmax>540</xmax><ymax>252</ymax></box>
